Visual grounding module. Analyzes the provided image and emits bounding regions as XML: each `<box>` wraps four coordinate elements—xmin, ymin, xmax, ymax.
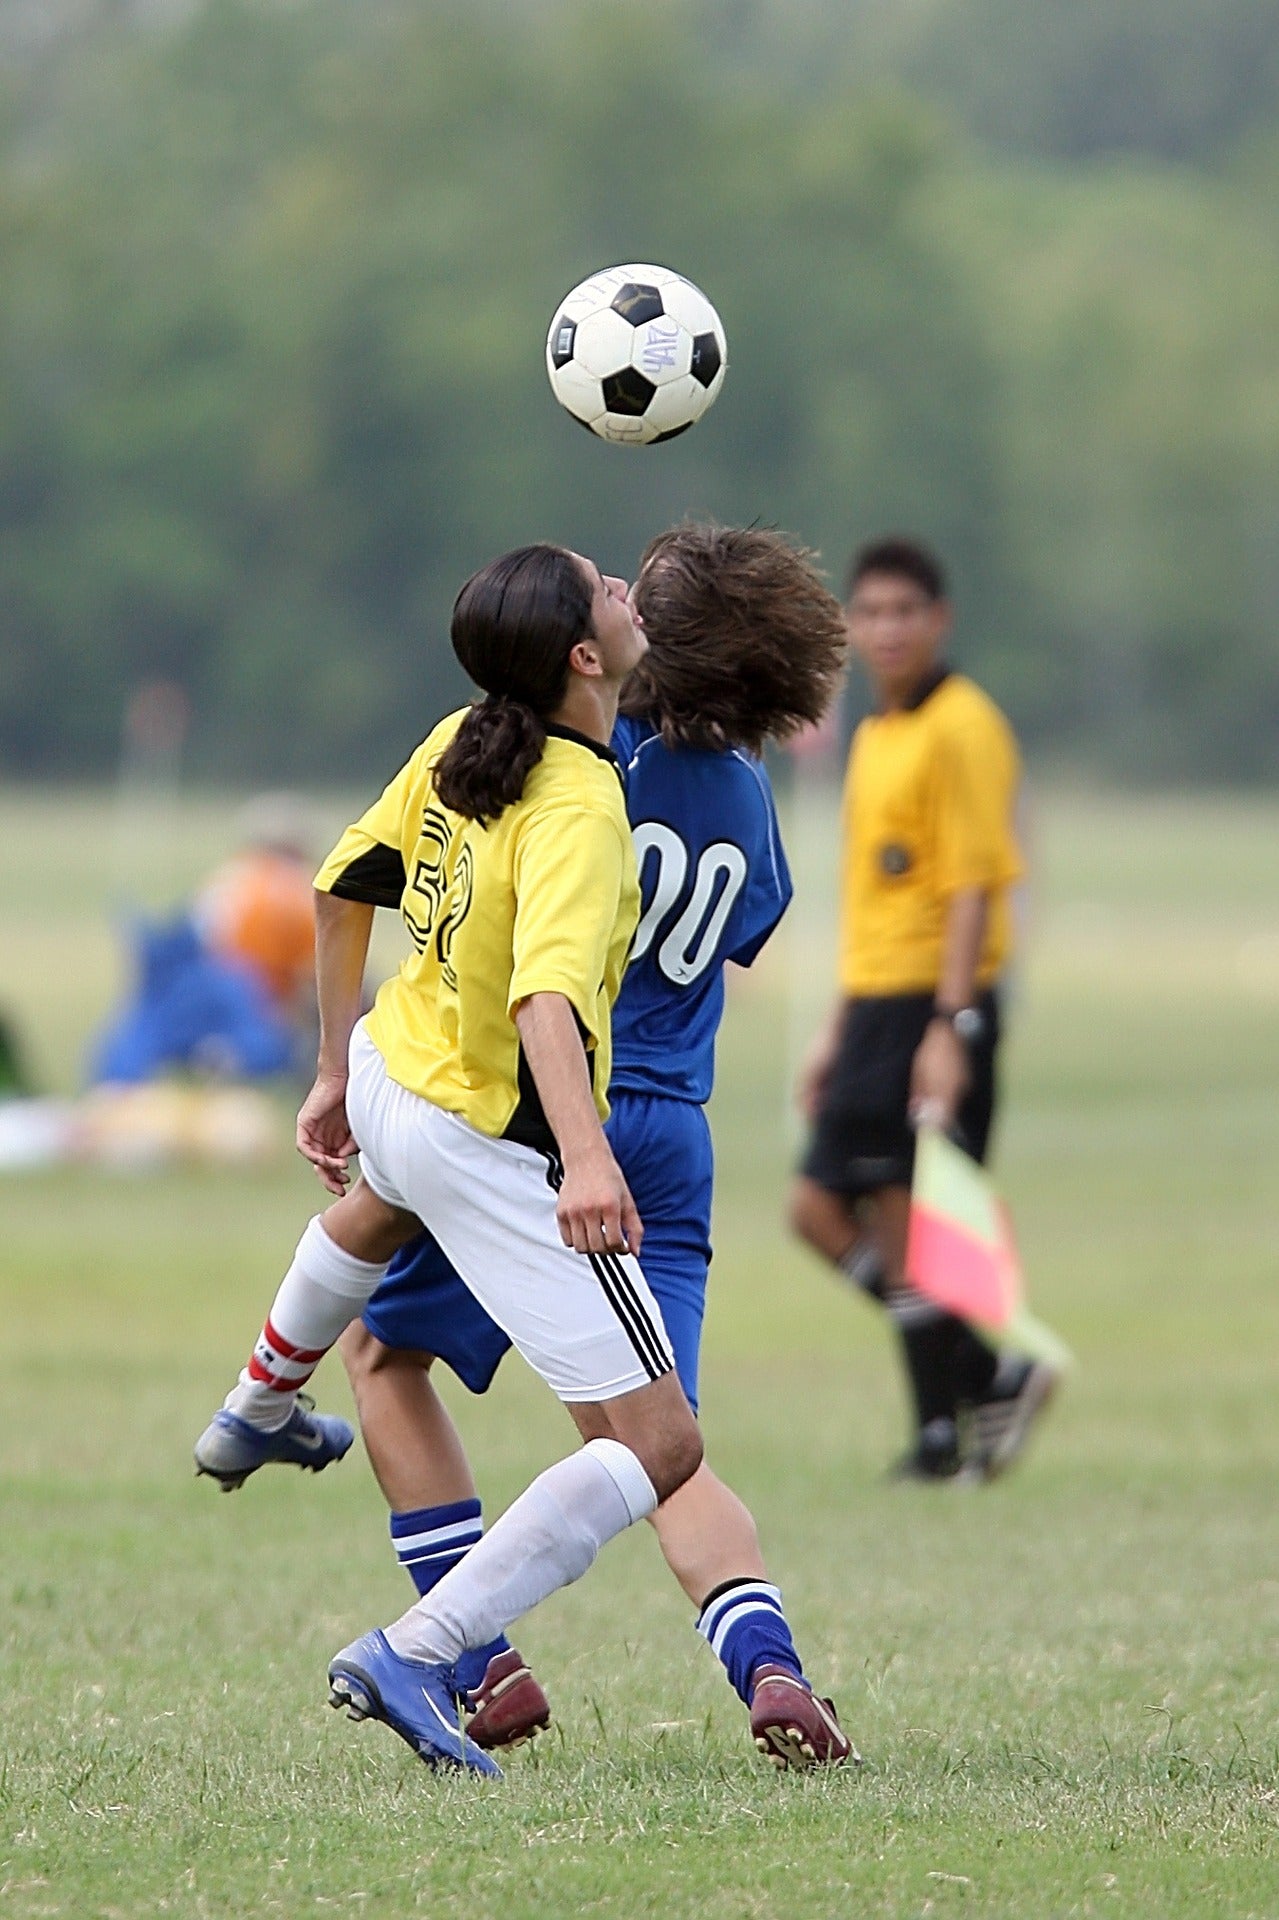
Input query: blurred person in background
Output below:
<box><xmin>194</xmin><ymin>795</ymin><xmax>319</xmax><ymax>1027</ymax></box>
<box><xmin>91</xmin><ymin>796</ymin><xmax>318</xmax><ymax>1086</ymax></box>
<box><xmin>789</xmin><ymin>535</ymin><xmax>1056</xmax><ymax>1482</ymax></box>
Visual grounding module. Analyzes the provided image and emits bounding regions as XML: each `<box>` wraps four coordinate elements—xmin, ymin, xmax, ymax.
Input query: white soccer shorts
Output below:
<box><xmin>346</xmin><ymin>1022</ymin><xmax>674</xmax><ymax>1403</ymax></box>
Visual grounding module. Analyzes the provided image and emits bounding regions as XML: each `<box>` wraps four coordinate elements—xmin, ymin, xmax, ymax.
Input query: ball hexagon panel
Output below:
<box><xmin>597</xmin><ymin>411</ymin><xmax>660</xmax><ymax>446</ymax></box>
<box><xmin>643</xmin><ymin>373</ymin><xmax>705</xmax><ymax>436</ymax></box>
<box><xmin>572</xmin><ymin>307</ymin><xmax>637</xmax><ymax>378</ymax></box>
<box><xmin>657</xmin><ymin>277</ymin><xmax>720</xmax><ymax>339</ymax></box>
<box><xmin>629</xmin><ymin>315</ymin><xmax>693</xmax><ymax>386</ymax></box>
<box><xmin>548</xmin><ymin>357</ymin><xmax>606</xmax><ymax>424</ymax></box>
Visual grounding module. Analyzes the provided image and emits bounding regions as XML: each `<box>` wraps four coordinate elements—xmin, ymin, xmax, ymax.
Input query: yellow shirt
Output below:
<box><xmin>838</xmin><ymin>673</ymin><xmax>1023</xmax><ymax>997</ymax></box>
<box><xmin>314</xmin><ymin>710</ymin><xmax>639</xmax><ymax>1138</ymax></box>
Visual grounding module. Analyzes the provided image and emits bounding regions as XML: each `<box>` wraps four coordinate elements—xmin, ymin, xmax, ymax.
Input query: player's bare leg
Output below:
<box><xmin>788</xmin><ymin>1173</ymin><xmax>865</xmax><ymax>1268</ymax></box>
<box><xmin>339</xmin><ymin>1324</ymin><xmax>475</xmax><ymax>1510</ymax></box>
<box><xmin>563</xmin><ymin>1374</ymin><xmax>703</xmax><ymax>1503</ymax></box>
<box><xmin>648</xmin><ymin>1465</ymin><xmax>765</xmax><ymax>1602</ymax></box>
<box><xmin>793</xmin><ymin>1174</ymin><xmax>957</xmax><ymax>1476</ymax></box>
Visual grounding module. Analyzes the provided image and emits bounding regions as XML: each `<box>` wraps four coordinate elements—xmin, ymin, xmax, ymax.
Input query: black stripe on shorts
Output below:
<box><xmin>587</xmin><ymin>1250</ymin><xmax>671</xmax><ymax>1384</ymax></box>
<box><xmin>600</xmin><ymin>1249</ymin><xmax>672</xmax><ymax>1380</ymax></box>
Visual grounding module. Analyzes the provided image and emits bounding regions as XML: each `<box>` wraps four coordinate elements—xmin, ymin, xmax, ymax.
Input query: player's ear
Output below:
<box><xmin>567</xmin><ymin>637</ymin><xmax>604</xmax><ymax>680</ymax></box>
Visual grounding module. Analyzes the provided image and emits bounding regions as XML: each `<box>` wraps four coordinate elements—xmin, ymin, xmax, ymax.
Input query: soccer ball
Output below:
<box><xmin>545</xmin><ymin>263</ymin><xmax>728</xmax><ymax>446</ymax></box>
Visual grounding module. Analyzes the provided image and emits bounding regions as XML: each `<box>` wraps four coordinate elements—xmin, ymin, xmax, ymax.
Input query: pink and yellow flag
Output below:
<box><xmin>906</xmin><ymin>1127</ymin><xmax>1072</xmax><ymax>1368</ymax></box>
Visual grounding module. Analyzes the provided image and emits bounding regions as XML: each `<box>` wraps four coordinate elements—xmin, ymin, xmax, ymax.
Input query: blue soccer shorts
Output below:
<box><xmin>361</xmin><ymin>1090</ymin><xmax>714</xmax><ymax>1412</ymax></box>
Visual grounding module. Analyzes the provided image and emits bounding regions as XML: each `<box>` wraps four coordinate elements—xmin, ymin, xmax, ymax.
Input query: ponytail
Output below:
<box><xmin>434</xmin><ymin>697</ymin><xmax>547</xmax><ymax>823</ymax></box>
<box><xmin>433</xmin><ymin>543</ymin><xmax>593</xmax><ymax>824</ymax></box>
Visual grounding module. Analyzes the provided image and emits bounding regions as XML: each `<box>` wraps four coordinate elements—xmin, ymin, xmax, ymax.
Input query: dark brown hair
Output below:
<box><xmin>624</xmin><ymin>523</ymin><xmax>846</xmax><ymax>754</ymax></box>
<box><xmin>433</xmin><ymin>544</ymin><xmax>593</xmax><ymax>822</ymax></box>
<box><xmin>846</xmin><ymin>534</ymin><xmax>947</xmax><ymax>603</ymax></box>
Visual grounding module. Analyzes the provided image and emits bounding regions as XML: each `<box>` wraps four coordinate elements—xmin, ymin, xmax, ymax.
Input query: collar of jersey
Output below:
<box><xmin>887</xmin><ymin>663</ymin><xmax>951</xmax><ymax>715</ymax></box>
<box><xmin>544</xmin><ymin>720</ymin><xmax>624</xmax><ymax>785</ymax></box>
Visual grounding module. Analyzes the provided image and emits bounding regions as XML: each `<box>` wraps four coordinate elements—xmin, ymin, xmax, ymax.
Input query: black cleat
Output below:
<box><xmin>888</xmin><ymin>1416</ymin><xmax>962</xmax><ymax>1482</ymax></box>
<box><xmin>962</xmin><ymin>1357</ymin><xmax>1059</xmax><ymax>1482</ymax></box>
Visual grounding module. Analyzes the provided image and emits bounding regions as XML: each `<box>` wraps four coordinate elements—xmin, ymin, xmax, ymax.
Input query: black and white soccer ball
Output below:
<box><xmin>545</xmin><ymin>263</ymin><xmax>728</xmax><ymax>446</ymax></box>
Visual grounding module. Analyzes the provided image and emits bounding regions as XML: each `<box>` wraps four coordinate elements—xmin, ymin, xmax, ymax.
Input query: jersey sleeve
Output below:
<box><xmin>508</xmin><ymin>801</ymin><xmax>629</xmax><ymax>1046</ymax></box>
<box><xmin>725</xmin><ymin>761</ymin><xmax>794</xmax><ymax>968</ymax></box>
<box><xmin>932</xmin><ymin>711</ymin><xmax>1024</xmax><ymax>897</ymax></box>
<box><xmin>313</xmin><ymin>757</ymin><xmax>415</xmax><ymax>907</ymax></box>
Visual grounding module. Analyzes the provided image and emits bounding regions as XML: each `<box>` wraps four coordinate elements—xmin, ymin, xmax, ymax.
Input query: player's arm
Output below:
<box><xmin>911</xmin><ymin>713</ymin><xmax>1012</xmax><ymax>1129</ymax></box>
<box><xmin>909</xmin><ymin>887</ymin><xmax>987</xmax><ymax>1129</ymax></box>
<box><xmin>513</xmin><ymin>993</ymin><xmax>641</xmax><ymax>1258</ymax></box>
<box><xmin>301</xmin><ymin>758</ymin><xmax>415</xmax><ymax>1193</ymax></box>
<box><xmin>296</xmin><ymin>891</ymin><xmax>375</xmax><ymax>1195</ymax></box>
<box><xmin>508</xmin><ymin>801</ymin><xmax>640</xmax><ymax>1256</ymax></box>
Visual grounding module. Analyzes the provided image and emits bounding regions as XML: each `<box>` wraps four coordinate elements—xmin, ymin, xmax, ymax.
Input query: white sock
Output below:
<box><xmin>382</xmin><ymin>1438</ymin><xmax>657</xmax><ymax>1664</ymax></box>
<box><xmin>224</xmin><ymin>1216</ymin><xmax>390</xmax><ymax>1431</ymax></box>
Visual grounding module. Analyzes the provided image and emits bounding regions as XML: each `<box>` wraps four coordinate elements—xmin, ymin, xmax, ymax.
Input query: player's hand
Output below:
<box><xmin>296</xmin><ymin>1069</ymin><xmax>358</xmax><ymax>1197</ymax></box>
<box><xmin>556</xmin><ymin>1145</ymin><xmax>644</xmax><ymax>1259</ymax></box>
<box><xmin>909</xmin><ymin>1019</ymin><xmax>970</xmax><ymax>1133</ymax></box>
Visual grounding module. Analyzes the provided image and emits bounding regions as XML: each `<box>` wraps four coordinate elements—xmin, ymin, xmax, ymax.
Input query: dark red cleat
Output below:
<box><xmin>749</xmin><ymin>1665</ymin><xmax>860</xmax><ymax>1771</ymax></box>
<box><xmin>463</xmin><ymin>1647</ymin><xmax>551</xmax><ymax>1752</ymax></box>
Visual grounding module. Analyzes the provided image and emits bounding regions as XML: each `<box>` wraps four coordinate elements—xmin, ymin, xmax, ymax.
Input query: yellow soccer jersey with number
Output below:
<box><xmin>838</xmin><ymin>672</ymin><xmax>1023</xmax><ymax>997</ymax></box>
<box><xmin>314</xmin><ymin>709</ymin><xmax>640</xmax><ymax>1139</ymax></box>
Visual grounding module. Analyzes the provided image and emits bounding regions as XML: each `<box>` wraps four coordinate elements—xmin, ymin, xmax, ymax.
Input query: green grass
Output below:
<box><xmin>2</xmin><ymin>785</ymin><xmax>1278</xmax><ymax>1918</ymax></box>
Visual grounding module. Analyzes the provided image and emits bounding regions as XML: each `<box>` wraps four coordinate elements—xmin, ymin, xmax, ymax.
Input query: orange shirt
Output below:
<box><xmin>197</xmin><ymin>852</ymin><xmax>316</xmax><ymax>1006</ymax></box>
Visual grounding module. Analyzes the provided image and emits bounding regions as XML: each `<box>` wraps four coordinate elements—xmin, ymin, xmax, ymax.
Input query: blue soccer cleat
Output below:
<box><xmin>327</xmin><ymin>1630</ymin><xmax>502</xmax><ymax>1778</ymax></box>
<box><xmin>193</xmin><ymin>1394</ymin><xmax>354</xmax><ymax>1491</ymax></box>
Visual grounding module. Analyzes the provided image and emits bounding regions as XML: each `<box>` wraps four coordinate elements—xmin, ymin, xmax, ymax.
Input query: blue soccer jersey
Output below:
<box><xmin>610</xmin><ymin>713</ymin><xmax>792</xmax><ymax>1105</ymax></box>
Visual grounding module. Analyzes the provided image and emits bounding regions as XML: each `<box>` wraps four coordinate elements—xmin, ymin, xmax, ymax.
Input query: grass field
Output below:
<box><xmin>2</xmin><ymin>785</ymin><xmax>1277</xmax><ymax>1919</ymax></box>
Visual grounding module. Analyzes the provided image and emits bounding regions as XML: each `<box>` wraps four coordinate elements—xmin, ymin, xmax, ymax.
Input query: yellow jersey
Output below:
<box><xmin>838</xmin><ymin>672</ymin><xmax>1023</xmax><ymax>997</ymax></box>
<box><xmin>315</xmin><ymin>710</ymin><xmax>640</xmax><ymax>1140</ymax></box>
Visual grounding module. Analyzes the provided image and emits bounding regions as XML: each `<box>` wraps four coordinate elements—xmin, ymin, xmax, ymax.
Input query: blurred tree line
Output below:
<box><xmin>2</xmin><ymin>0</ymin><xmax>1278</xmax><ymax>782</ymax></box>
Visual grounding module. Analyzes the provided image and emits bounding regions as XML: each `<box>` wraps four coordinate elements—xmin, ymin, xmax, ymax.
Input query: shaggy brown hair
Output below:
<box><xmin>623</xmin><ymin>523</ymin><xmax>847</xmax><ymax>754</ymax></box>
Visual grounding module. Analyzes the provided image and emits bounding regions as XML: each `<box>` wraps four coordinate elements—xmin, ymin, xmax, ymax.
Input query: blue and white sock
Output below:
<box><xmin>696</xmin><ymin>1577</ymin><xmax>806</xmax><ymax>1707</ymax></box>
<box><xmin>389</xmin><ymin>1497</ymin><xmax>509</xmax><ymax>1694</ymax></box>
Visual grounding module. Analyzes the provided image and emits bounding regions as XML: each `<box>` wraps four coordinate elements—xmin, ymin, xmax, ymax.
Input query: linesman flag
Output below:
<box><xmin>906</xmin><ymin>1126</ymin><xmax>1072</xmax><ymax>1369</ymax></box>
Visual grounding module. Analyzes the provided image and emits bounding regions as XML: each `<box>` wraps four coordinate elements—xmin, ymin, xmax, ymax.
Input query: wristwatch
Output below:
<box><xmin>931</xmin><ymin>1002</ymin><xmax>985</xmax><ymax>1045</ymax></box>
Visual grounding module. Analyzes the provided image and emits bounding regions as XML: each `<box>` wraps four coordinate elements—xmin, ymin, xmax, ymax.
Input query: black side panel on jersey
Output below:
<box><xmin>504</xmin><ymin>1008</ymin><xmax>596</xmax><ymax>1153</ymax></box>
<box><xmin>327</xmin><ymin>842</ymin><xmax>407</xmax><ymax>908</ymax></box>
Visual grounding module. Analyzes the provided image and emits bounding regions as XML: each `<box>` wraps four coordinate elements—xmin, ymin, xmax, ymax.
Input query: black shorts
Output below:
<box><xmin>800</xmin><ymin>989</ymin><xmax>1000</xmax><ymax>1198</ymax></box>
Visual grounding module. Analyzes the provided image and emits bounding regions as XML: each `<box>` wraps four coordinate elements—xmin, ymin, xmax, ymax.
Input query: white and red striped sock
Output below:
<box><xmin>224</xmin><ymin>1215</ymin><xmax>390</xmax><ymax>1432</ymax></box>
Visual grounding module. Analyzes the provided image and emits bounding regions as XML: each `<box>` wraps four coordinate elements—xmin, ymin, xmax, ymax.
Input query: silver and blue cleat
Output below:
<box><xmin>193</xmin><ymin>1395</ymin><xmax>354</xmax><ymax>1491</ymax></box>
<box><xmin>327</xmin><ymin>1629</ymin><xmax>502</xmax><ymax>1777</ymax></box>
